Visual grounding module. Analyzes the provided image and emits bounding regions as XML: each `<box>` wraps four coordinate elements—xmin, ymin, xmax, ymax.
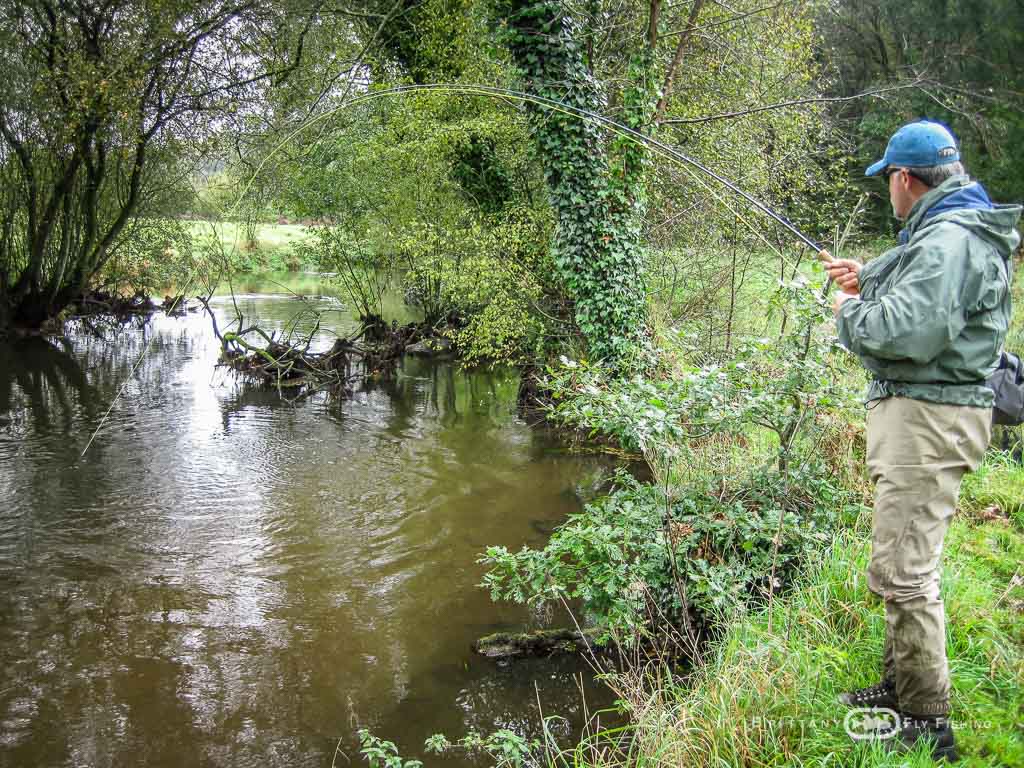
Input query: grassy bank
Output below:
<box><xmin>355</xmin><ymin>246</ymin><xmax>1024</xmax><ymax>767</ymax></box>
<box><xmin>585</xmin><ymin>253</ymin><xmax>1024</xmax><ymax>767</ymax></box>
<box><xmin>501</xmin><ymin>265</ymin><xmax>1024</xmax><ymax>765</ymax></box>
<box><xmin>583</xmin><ymin>453</ymin><xmax>1024</xmax><ymax>767</ymax></box>
<box><xmin>186</xmin><ymin>219</ymin><xmax>315</xmax><ymax>272</ymax></box>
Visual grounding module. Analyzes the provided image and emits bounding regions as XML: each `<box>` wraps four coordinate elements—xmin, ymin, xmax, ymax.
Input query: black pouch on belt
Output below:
<box><xmin>986</xmin><ymin>351</ymin><xmax>1024</xmax><ymax>426</ymax></box>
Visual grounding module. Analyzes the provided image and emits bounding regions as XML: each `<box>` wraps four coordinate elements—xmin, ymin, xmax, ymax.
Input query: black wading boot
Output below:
<box><xmin>837</xmin><ymin>678</ymin><xmax>898</xmax><ymax>710</ymax></box>
<box><xmin>888</xmin><ymin>715</ymin><xmax>959</xmax><ymax>763</ymax></box>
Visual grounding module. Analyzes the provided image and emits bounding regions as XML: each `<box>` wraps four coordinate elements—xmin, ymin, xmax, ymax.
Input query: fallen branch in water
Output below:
<box><xmin>78</xmin><ymin>290</ymin><xmax>158</xmax><ymax>316</ymax></box>
<box><xmin>198</xmin><ymin>296</ymin><xmax>433</xmax><ymax>400</ymax></box>
<box><xmin>473</xmin><ymin>627</ymin><xmax>606</xmax><ymax>659</ymax></box>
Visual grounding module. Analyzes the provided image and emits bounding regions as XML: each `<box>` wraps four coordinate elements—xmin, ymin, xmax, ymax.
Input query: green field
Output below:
<box><xmin>185</xmin><ymin>219</ymin><xmax>316</xmax><ymax>272</ymax></box>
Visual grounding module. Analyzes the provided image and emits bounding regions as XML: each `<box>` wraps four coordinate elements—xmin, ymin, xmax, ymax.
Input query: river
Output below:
<box><xmin>0</xmin><ymin>274</ymin><xmax>619</xmax><ymax>767</ymax></box>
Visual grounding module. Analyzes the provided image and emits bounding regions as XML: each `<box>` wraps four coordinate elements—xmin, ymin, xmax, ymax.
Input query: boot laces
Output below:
<box><xmin>852</xmin><ymin>680</ymin><xmax>894</xmax><ymax>704</ymax></box>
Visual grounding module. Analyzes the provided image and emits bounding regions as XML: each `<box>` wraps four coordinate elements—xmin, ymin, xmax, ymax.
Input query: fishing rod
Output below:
<box><xmin>292</xmin><ymin>83</ymin><xmax>825</xmax><ymax>253</ymax></box>
<box><xmin>328</xmin><ymin>84</ymin><xmax>834</xmax><ymax>295</ymax></box>
<box><xmin>378</xmin><ymin>83</ymin><xmax>823</xmax><ymax>252</ymax></box>
<box><xmin>82</xmin><ymin>80</ymin><xmax>833</xmax><ymax>458</ymax></box>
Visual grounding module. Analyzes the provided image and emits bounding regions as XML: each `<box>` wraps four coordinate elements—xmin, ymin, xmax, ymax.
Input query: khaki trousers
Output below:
<box><xmin>865</xmin><ymin>396</ymin><xmax>990</xmax><ymax>716</ymax></box>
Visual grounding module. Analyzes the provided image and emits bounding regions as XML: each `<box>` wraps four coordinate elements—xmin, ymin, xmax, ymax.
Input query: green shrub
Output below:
<box><xmin>397</xmin><ymin>205</ymin><xmax>553</xmax><ymax>365</ymax></box>
<box><xmin>483</xmin><ymin>280</ymin><xmax>863</xmax><ymax>640</ymax></box>
<box><xmin>358</xmin><ymin>730</ymin><xmax>422</xmax><ymax>768</ymax></box>
<box><xmin>480</xmin><ymin>466</ymin><xmax>860</xmax><ymax>638</ymax></box>
<box><xmin>425</xmin><ymin>728</ymin><xmax>540</xmax><ymax>767</ymax></box>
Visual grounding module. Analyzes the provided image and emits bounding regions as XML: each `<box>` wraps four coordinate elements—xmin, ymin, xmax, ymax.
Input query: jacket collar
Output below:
<box><xmin>898</xmin><ymin>175</ymin><xmax>993</xmax><ymax>244</ymax></box>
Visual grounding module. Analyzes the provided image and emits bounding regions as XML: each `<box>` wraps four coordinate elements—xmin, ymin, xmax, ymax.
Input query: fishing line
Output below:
<box><xmin>81</xmin><ymin>81</ymin><xmax>825</xmax><ymax>458</ymax></box>
<box><xmin>79</xmin><ymin>270</ymin><xmax>200</xmax><ymax>459</ymax></box>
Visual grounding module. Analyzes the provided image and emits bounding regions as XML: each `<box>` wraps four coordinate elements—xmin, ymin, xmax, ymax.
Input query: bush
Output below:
<box><xmin>480</xmin><ymin>466</ymin><xmax>860</xmax><ymax>639</ymax></box>
<box><xmin>482</xmin><ymin>280</ymin><xmax>864</xmax><ymax>640</ymax></box>
<box><xmin>398</xmin><ymin>205</ymin><xmax>554</xmax><ymax>365</ymax></box>
<box><xmin>100</xmin><ymin>218</ymin><xmax>199</xmax><ymax>297</ymax></box>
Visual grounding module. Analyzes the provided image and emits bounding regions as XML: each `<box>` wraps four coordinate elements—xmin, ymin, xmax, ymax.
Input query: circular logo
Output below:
<box><xmin>844</xmin><ymin>707</ymin><xmax>901</xmax><ymax>741</ymax></box>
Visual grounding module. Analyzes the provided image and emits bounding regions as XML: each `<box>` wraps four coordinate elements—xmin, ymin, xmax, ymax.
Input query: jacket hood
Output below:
<box><xmin>899</xmin><ymin>175</ymin><xmax>1022</xmax><ymax>255</ymax></box>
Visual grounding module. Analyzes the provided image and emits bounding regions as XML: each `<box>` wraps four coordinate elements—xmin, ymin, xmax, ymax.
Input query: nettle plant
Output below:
<box><xmin>480</xmin><ymin>280</ymin><xmax>862</xmax><ymax>636</ymax></box>
<box><xmin>425</xmin><ymin>729</ymin><xmax>539</xmax><ymax>767</ymax></box>
<box><xmin>358</xmin><ymin>730</ymin><xmax>422</xmax><ymax>768</ymax></box>
<box><xmin>358</xmin><ymin>727</ymin><xmax>540</xmax><ymax>768</ymax></box>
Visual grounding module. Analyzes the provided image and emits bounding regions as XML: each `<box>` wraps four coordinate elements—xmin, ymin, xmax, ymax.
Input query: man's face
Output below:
<box><xmin>887</xmin><ymin>168</ymin><xmax>916</xmax><ymax>220</ymax></box>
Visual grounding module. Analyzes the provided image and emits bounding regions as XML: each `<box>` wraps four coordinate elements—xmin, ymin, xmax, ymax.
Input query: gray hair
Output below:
<box><xmin>905</xmin><ymin>161</ymin><xmax>967</xmax><ymax>188</ymax></box>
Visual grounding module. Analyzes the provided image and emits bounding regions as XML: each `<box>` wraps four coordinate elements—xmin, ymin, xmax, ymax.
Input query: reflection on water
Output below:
<box><xmin>0</xmin><ymin>276</ymin><xmax>618</xmax><ymax>768</ymax></box>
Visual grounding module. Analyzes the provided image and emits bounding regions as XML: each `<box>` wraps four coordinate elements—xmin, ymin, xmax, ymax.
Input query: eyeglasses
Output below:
<box><xmin>883</xmin><ymin>167</ymin><xmax>927</xmax><ymax>184</ymax></box>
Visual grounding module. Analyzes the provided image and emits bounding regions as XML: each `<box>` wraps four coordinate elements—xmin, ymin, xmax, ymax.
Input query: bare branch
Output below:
<box><xmin>660</xmin><ymin>0</ymin><xmax>790</xmax><ymax>40</ymax></box>
<box><xmin>661</xmin><ymin>80</ymin><xmax>927</xmax><ymax>125</ymax></box>
<box><xmin>654</xmin><ymin>0</ymin><xmax>706</xmax><ymax>125</ymax></box>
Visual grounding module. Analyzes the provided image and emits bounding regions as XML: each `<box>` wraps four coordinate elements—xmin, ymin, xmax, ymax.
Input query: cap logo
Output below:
<box><xmin>938</xmin><ymin>147</ymin><xmax>956</xmax><ymax>158</ymax></box>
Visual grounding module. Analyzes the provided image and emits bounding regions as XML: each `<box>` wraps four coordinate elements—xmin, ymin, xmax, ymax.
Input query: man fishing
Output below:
<box><xmin>820</xmin><ymin>119</ymin><xmax>1022</xmax><ymax>762</ymax></box>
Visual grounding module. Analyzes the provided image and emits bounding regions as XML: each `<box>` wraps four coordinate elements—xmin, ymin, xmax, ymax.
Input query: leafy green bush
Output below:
<box><xmin>100</xmin><ymin>218</ymin><xmax>196</xmax><ymax>296</ymax></box>
<box><xmin>298</xmin><ymin>227</ymin><xmax>392</xmax><ymax>320</ymax></box>
<box><xmin>483</xmin><ymin>280</ymin><xmax>863</xmax><ymax>638</ymax></box>
<box><xmin>545</xmin><ymin>280</ymin><xmax>857</xmax><ymax>471</ymax></box>
<box><xmin>480</xmin><ymin>466</ymin><xmax>859</xmax><ymax>638</ymax></box>
<box><xmin>397</xmin><ymin>205</ymin><xmax>553</xmax><ymax>365</ymax></box>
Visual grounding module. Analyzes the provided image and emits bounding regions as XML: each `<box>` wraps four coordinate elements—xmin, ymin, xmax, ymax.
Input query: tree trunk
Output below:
<box><xmin>498</xmin><ymin>0</ymin><xmax>648</xmax><ymax>365</ymax></box>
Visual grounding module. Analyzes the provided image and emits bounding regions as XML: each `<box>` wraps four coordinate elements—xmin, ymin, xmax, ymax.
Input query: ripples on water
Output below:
<box><xmin>0</xmin><ymin>284</ymin><xmax>619</xmax><ymax>767</ymax></box>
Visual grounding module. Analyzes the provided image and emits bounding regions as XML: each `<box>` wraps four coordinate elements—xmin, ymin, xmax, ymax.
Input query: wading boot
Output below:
<box><xmin>837</xmin><ymin>678</ymin><xmax>898</xmax><ymax>710</ymax></box>
<box><xmin>886</xmin><ymin>715</ymin><xmax>959</xmax><ymax>763</ymax></box>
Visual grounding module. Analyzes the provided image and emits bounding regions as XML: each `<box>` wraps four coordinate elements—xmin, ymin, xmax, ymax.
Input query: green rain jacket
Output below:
<box><xmin>837</xmin><ymin>175</ymin><xmax>1022</xmax><ymax>407</ymax></box>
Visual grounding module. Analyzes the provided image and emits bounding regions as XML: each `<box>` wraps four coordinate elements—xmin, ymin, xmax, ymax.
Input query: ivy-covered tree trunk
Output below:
<box><xmin>498</xmin><ymin>0</ymin><xmax>648</xmax><ymax>365</ymax></box>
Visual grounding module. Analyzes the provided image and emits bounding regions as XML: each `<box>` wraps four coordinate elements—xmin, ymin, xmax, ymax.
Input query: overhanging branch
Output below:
<box><xmin>661</xmin><ymin>80</ymin><xmax>927</xmax><ymax>125</ymax></box>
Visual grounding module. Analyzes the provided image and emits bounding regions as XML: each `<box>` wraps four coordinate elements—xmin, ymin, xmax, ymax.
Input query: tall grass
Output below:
<box><xmin>574</xmin><ymin>502</ymin><xmax>1024</xmax><ymax>767</ymax></box>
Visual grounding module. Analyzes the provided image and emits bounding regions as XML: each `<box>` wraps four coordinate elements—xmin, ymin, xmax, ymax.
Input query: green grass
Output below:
<box><xmin>584</xmin><ymin>484</ymin><xmax>1024</xmax><ymax>767</ymax></box>
<box><xmin>185</xmin><ymin>219</ymin><xmax>315</xmax><ymax>272</ymax></box>
<box><xmin>961</xmin><ymin>449</ymin><xmax>1024</xmax><ymax>529</ymax></box>
<box><xmin>578</xmin><ymin>242</ymin><xmax>1024</xmax><ymax>768</ymax></box>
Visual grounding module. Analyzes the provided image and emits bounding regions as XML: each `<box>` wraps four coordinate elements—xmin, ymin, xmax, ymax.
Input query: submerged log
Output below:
<box><xmin>473</xmin><ymin>627</ymin><xmax>605</xmax><ymax>659</ymax></box>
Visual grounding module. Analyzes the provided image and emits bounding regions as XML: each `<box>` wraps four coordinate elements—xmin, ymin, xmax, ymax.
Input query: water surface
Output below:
<box><xmin>0</xmin><ymin>275</ymin><xmax>618</xmax><ymax>767</ymax></box>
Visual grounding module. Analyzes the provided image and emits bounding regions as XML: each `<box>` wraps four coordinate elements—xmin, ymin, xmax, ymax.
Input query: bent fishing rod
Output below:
<box><xmin>327</xmin><ymin>85</ymin><xmax>837</xmax><ymax>295</ymax></box>
<box><xmin>82</xmin><ymin>81</ymin><xmax>835</xmax><ymax>459</ymax></box>
<box><xmin>285</xmin><ymin>83</ymin><xmax>826</xmax><ymax>253</ymax></box>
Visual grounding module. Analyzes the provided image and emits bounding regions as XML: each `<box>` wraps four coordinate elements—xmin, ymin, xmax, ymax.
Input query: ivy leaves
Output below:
<box><xmin>498</xmin><ymin>0</ymin><xmax>649</xmax><ymax>366</ymax></box>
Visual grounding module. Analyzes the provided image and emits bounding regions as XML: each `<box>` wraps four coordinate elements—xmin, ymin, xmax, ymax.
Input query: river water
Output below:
<box><xmin>0</xmin><ymin>275</ymin><xmax>619</xmax><ymax>767</ymax></box>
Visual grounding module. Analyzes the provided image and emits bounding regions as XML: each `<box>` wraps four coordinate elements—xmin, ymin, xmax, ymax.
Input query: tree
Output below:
<box><xmin>818</xmin><ymin>0</ymin><xmax>1024</xmax><ymax>218</ymax></box>
<box><xmin>0</xmin><ymin>0</ymin><xmax>313</xmax><ymax>329</ymax></box>
<box><xmin>494</xmin><ymin>0</ymin><xmax>833</xmax><ymax>364</ymax></box>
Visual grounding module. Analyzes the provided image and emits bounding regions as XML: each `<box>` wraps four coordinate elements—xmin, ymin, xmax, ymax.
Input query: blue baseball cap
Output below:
<box><xmin>865</xmin><ymin>120</ymin><xmax>960</xmax><ymax>177</ymax></box>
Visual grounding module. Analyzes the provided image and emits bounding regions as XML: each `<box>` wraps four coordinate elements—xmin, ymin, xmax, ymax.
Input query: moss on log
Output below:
<box><xmin>473</xmin><ymin>627</ymin><xmax>605</xmax><ymax>659</ymax></box>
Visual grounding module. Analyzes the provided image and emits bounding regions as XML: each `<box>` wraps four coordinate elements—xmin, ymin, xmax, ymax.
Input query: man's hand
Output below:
<box><xmin>833</xmin><ymin>290</ymin><xmax>859</xmax><ymax>316</ymax></box>
<box><xmin>818</xmin><ymin>249</ymin><xmax>862</xmax><ymax>295</ymax></box>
